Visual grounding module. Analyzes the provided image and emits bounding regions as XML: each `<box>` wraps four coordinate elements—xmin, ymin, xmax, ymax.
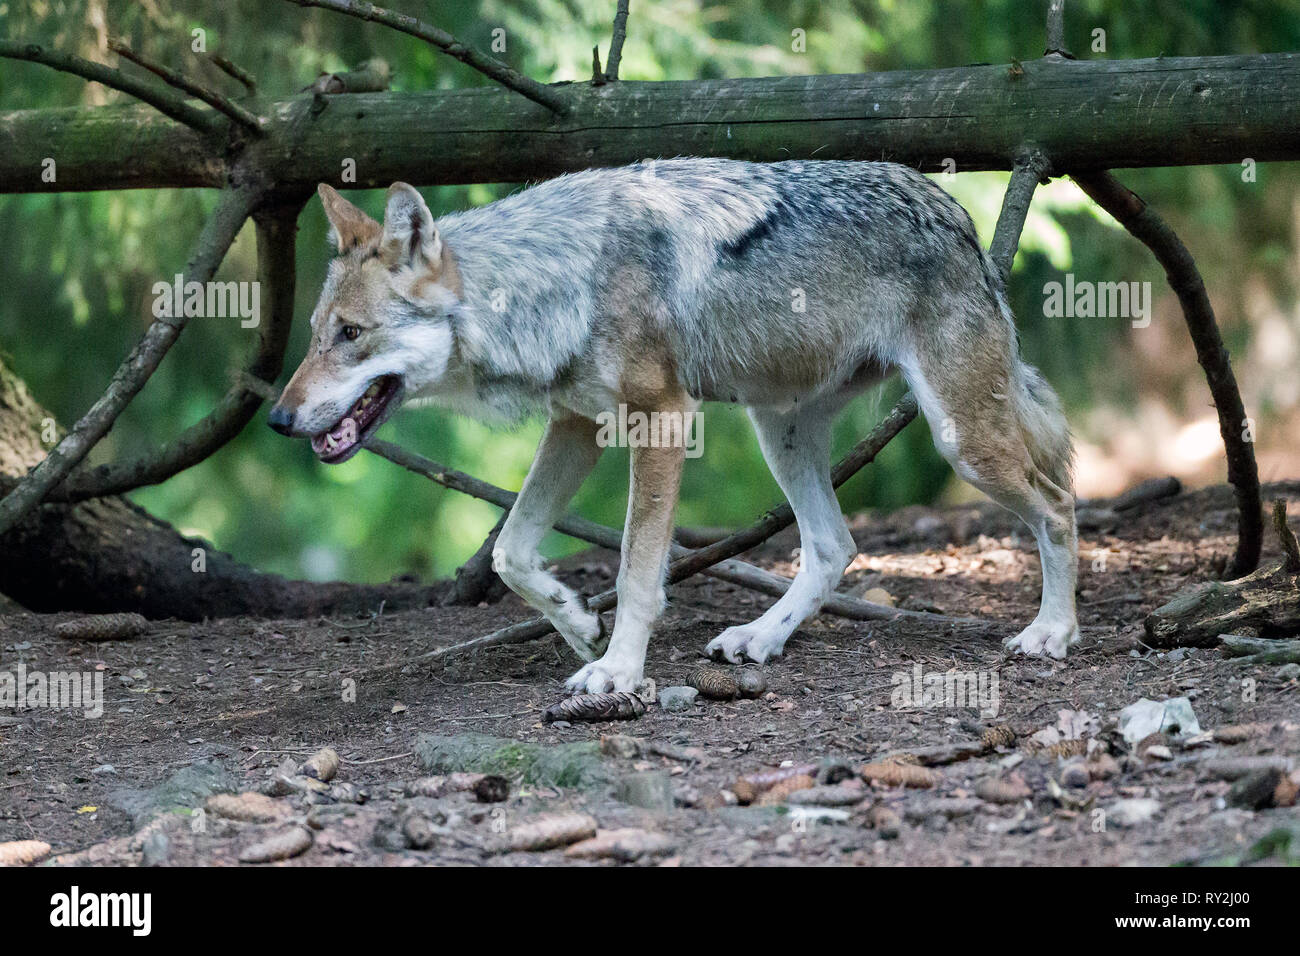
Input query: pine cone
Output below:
<box><xmin>543</xmin><ymin>691</ymin><xmax>646</xmax><ymax>723</ymax></box>
<box><xmin>1213</xmin><ymin>723</ymin><xmax>1267</xmax><ymax>744</ymax></box>
<box><xmin>975</xmin><ymin>774</ymin><xmax>1032</xmax><ymax>804</ymax></box>
<box><xmin>980</xmin><ymin>724</ymin><xmax>1016</xmax><ymax>749</ymax></box>
<box><xmin>53</xmin><ymin>612</ymin><xmax>148</xmax><ymax>642</ymax></box>
<box><xmin>868</xmin><ymin>805</ymin><xmax>902</xmax><ymax>838</ymax></box>
<box><xmin>0</xmin><ymin>839</ymin><xmax>51</xmax><ymax>867</ymax></box>
<box><xmin>1045</xmin><ymin>739</ymin><xmax>1088</xmax><ymax>759</ymax></box>
<box><xmin>238</xmin><ymin>826</ymin><xmax>313</xmax><ymax>863</ymax></box>
<box><xmin>731</xmin><ymin>763</ymin><xmax>820</xmax><ymax>804</ymax></box>
<box><xmin>755</xmin><ymin>773</ymin><xmax>816</xmax><ymax>805</ymax></box>
<box><xmin>858</xmin><ymin>761</ymin><xmax>938</xmax><ymax>788</ymax></box>
<box><xmin>496</xmin><ymin>813</ymin><xmax>597</xmax><ymax>853</ymax></box>
<box><xmin>299</xmin><ymin>746</ymin><xmax>340</xmax><ymax>782</ymax></box>
<box><xmin>689</xmin><ymin>666</ymin><xmax>740</xmax><ymax>700</ymax></box>
<box><xmin>882</xmin><ymin>752</ymin><xmax>922</xmax><ymax>766</ymax></box>
<box><xmin>206</xmin><ymin>792</ymin><xmax>287</xmax><ymax>823</ymax></box>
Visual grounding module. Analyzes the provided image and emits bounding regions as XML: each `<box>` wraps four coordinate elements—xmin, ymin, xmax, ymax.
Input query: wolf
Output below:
<box><xmin>268</xmin><ymin>158</ymin><xmax>1080</xmax><ymax>694</ymax></box>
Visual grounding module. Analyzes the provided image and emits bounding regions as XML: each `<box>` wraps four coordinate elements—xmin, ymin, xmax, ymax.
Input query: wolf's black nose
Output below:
<box><xmin>267</xmin><ymin>405</ymin><xmax>295</xmax><ymax>436</ymax></box>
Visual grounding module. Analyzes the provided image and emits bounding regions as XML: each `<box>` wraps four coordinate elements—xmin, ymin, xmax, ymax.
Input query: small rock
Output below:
<box><xmin>615</xmin><ymin>771</ymin><xmax>674</xmax><ymax>812</ymax></box>
<box><xmin>736</xmin><ymin>667</ymin><xmax>768</xmax><ymax>699</ymax></box>
<box><xmin>1228</xmin><ymin>768</ymin><xmax>1284</xmax><ymax>810</ymax></box>
<box><xmin>599</xmin><ymin>734</ymin><xmax>642</xmax><ymax>759</ymax></box>
<box><xmin>860</xmin><ymin>587</ymin><xmax>896</xmax><ymax>607</ymax></box>
<box><xmin>1276</xmin><ymin>663</ymin><xmax>1300</xmax><ymax>680</ymax></box>
<box><xmin>658</xmin><ymin>686</ymin><xmax>699</xmax><ymax>713</ymax></box>
<box><xmin>913</xmin><ymin>515</ymin><xmax>947</xmax><ymax>536</ymax></box>
<box><xmin>401</xmin><ymin>811</ymin><xmax>437</xmax><ymax>850</ymax></box>
<box><xmin>903</xmin><ymin>797</ymin><xmax>982</xmax><ymax>822</ymax></box>
<box><xmin>1107</xmin><ymin>797</ymin><xmax>1160</xmax><ymax>828</ymax></box>
<box><xmin>140</xmin><ymin>831</ymin><xmax>170</xmax><ymax>867</ymax></box>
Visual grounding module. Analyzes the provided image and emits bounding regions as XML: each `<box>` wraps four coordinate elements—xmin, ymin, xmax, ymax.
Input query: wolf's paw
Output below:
<box><xmin>1004</xmin><ymin>619</ymin><xmax>1080</xmax><ymax>660</ymax></box>
<box><xmin>706</xmin><ymin>624</ymin><xmax>786</xmax><ymax>665</ymax></box>
<box><xmin>564</xmin><ymin>652</ymin><xmax>643</xmax><ymax>695</ymax></box>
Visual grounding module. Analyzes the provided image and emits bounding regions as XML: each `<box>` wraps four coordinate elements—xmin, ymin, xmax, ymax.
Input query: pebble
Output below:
<box><xmin>140</xmin><ymin>831</ymin><xmax>170</xmax><ymax>867</ymax></box>
<box><xmin>1107</xmin><ymin>797</ymin><xmax>1160</xmax><ymax>828</ymax></box>
<box><xmin>659</xmin><ymin>686</ymin><xmax>699</xmax><ymax>712</ymax></box>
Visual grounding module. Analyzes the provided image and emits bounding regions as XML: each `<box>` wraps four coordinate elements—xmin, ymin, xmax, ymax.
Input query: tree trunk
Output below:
<box><xmin>0</xmin><ymin>358</ymin><xmax>444</xmax><ymax>620</ymax></box>
<box><xmin>5</xmin><ymin>53</ymin><xmax>1300</xmax><ymax>193</ymax></box>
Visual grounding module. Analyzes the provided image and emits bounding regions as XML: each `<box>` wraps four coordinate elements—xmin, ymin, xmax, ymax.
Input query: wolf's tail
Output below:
<box><xmin>981</xmin><ymin>251</ymin><xmax>1074</xmax><ymax>493</ymax></box>
<box><xmin>1011</xmin><ymin>357</ymin><xmax>1074</xmax><ymax>492</ymax></box>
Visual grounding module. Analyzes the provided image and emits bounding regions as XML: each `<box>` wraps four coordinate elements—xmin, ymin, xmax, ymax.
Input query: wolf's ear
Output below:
<box><xmin>318</xmin><ymin>183</ymin><xmax>380</xmax><ymax>253</ymax></box>
<box><xmin>380</xmin><ymin>182</ymin><xmax>442</xmax><ymax>270</ymax></box>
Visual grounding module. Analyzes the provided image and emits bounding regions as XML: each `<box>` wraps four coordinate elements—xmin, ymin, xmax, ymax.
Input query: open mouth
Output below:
<box><xmin>310</xmin><ymin>375</ymin><xmax>402</xmax><ymax>464</ymax></box>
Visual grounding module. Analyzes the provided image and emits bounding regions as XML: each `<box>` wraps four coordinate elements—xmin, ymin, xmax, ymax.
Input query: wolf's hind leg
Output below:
<box><xmin>902</xmin><ymin>335</ymin><xmax>1079</xmax><ymax>658</ymax></box>
<box><xmin>706</xmin><ymin>397</ymin><xmax>856</xmax><ymax>664</ymax></box>
<box><xmin>495</xmin><ymin>412</ymin><xmax>606</xmax><ymax>661</ymax></box>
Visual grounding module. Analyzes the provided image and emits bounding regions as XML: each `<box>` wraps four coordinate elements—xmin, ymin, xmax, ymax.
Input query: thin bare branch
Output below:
<box><xmin>1273</xmin><ymin>500</ymin><xmax>1300</xmax><ymax>574</ymax></box>
<box><xmin>209</xmin><ymin>53</ymin><xmax>257</xmax><ymax>94</ymax></box>
<box><xmin>605</xmin><ymin>0</ymin><xmax>631</xmax><ymax>81</ymax></box>
<box><xmin>364</xmin><ymin>432</ymin><xmax>927</xmax><ymax>623</ymax></box>
<box><xmin>0</xmin><ymin>38</ymin><xmax>216</xmax><ymax>132</ymax></box>
<box><xmin>285</xmin><ymin>0</ymin><xmax>569</xmax><ymax>114</ymax></box>
<box><xmin>989</xmin><ymin>147</ymin><xmax>1051</xmax><ymax>282</ymax></box>
<box><xmin>302</xmin><ymin>58</ymin><xmax>391</xmax><ymax>94</ymax></box>
<box><xmin>1073</xmin><ymin>170</ymin><xmax>1263</xmax><ymax>578</ymax></box>
<box><xmin>108</xmin><ymin>38</ymin><xmax>264</xmax><ymax>134</ymax></box>
<box><xmin>1045</xmin><ymin>0</ymin><xmax>1073</xmax><ymax>58</ymax></box>
<box><xmin>0</xmin><ymin>181</ymin><xmax>266</xmax><ymax>536</ymax></box>
<box><xmin>53</xmin><ymin>199</ymin><xmax>302</xmax><ymax>502</ymax></box>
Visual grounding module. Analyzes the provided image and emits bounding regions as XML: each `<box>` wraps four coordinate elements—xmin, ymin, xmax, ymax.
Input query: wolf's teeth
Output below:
<box><xmin>359</xmin><ymin>396</ymin><xmax>371</xmax><ymax>407</ymax></box>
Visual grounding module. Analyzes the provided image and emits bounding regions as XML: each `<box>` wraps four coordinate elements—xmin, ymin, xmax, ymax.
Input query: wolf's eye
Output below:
<box><xmin>342</xmin><ymin>324</ymin><xmax>361</xmax><ymax>341</ymax></box>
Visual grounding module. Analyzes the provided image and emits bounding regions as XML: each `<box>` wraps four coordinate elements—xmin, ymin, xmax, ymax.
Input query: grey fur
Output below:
<box><xmin>435</xmin><ymin>158</ymin><xmax>1016</xmax><ymax>418</ymax></box>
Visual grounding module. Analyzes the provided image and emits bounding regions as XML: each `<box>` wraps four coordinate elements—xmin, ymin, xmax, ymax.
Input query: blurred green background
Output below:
<box><xmin>1</xmin><ymin>0</ymin><xmax>1298</xmax><ymax>582</ymax></box>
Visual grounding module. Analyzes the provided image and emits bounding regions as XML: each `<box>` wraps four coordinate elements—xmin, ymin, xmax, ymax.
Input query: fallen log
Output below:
<box><xmin>1145</xmin><ymin>501</ymin><xmax>1299</xmax><ymax>647</ymax></box>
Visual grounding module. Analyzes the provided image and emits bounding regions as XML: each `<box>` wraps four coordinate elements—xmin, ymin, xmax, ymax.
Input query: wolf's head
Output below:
<box><xmin>268</xmin><ymin>183</ymin><xmax>461</xmax><ymax>463</ymax></box>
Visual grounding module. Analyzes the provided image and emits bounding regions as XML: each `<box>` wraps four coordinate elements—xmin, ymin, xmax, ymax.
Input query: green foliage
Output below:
<box><xmin>1</xmin><ymin>1</ymin><xmax>1297</xmax><ymax>581</ymax></box>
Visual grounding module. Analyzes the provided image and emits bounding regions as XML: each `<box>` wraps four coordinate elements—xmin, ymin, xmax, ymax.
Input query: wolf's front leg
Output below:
<box><xmin>495</xmin><ymin>413</ymin><xmax>606</xmax><ymax>661</ymax></box>
<box><xmin>566</xmin><ymin>423</ymin><xmax>685</xmax><ymax>694</ymax></box>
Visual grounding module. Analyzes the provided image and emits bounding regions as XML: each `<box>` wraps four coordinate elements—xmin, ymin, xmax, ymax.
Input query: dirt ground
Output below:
<box><xmin>2</xmin><ymin>481</ymin><xmax>1298</xmax><ymax>867</ymax></box>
